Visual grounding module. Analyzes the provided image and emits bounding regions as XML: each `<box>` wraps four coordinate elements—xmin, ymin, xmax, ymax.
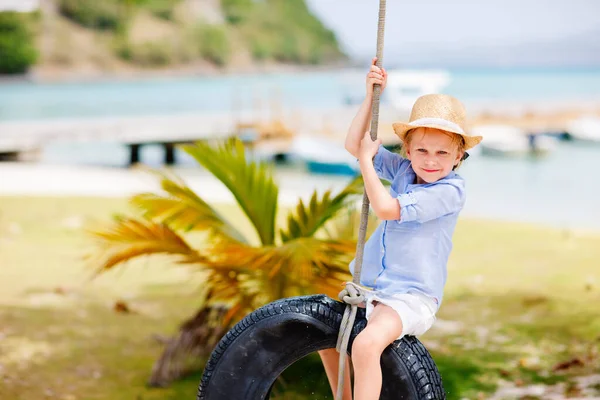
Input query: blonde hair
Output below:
<box><xmin>400</xmin><ymin>127</ymin><xmax>466</xmax><ymax>170</ymax></box>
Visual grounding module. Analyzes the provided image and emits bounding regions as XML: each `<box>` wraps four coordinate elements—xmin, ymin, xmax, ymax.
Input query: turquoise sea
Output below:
<box><xmin>1</xmin><ymin>68</ymin><xmax>600</xmax><ymax>120</ymax></box>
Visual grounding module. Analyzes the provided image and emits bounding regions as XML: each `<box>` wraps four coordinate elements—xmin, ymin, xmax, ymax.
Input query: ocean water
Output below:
<box><xmin>1</xmin><ymin>68</ymin><xmax>600</xmax><ymax>121</ymax></box>
<box><xmin>1</xmin><ymin>68</ymin><xmax>600</xmax><ymax>230</ymax></box>
<box><xmin>445</xmin><ymin>69</ymin><xmax>600</xmax><ymax>102</ymax></box>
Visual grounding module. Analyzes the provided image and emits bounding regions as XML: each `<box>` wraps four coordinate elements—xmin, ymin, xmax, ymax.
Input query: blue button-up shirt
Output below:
<box><xmin>349</xmin><ymin>146</ymin><xmax>466</xmax><ymax>309</ymax></box>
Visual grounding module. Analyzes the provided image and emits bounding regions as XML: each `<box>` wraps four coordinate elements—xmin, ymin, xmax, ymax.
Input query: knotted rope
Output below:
<box><xmin>335</xmin><ymin>1</ymin><xmax>387</xmax><ymax>399</ymax></box>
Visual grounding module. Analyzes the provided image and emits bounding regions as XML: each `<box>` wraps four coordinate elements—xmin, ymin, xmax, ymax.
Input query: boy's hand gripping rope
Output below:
<box><xmin>335</xmin><ymin>1</ymin><xmax>387</xmax><ymax>399</ymax></box>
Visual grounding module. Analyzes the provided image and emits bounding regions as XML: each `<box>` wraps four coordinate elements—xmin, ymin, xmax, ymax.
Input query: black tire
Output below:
<box><xmin>197</xmin><ymin>294</ymin><xmax>445</xmax><ymax>399</ymax></box>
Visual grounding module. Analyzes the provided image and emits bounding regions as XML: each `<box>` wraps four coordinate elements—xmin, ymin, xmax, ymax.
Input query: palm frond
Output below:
<box><xmin>87</xmin><ymin>217</ymin><xmax>207</xmax><ymax>273</ymax></box>
<box><xmin>198</xmin><ymin>259</ymin><xmax>271</xmax><ymax>325</ymax></box>
<box><xmin>279</xmin><ymin>175</ymin><xmax>363</xmax><ymax>242</ymax></box>
<box><xmin>130</xmin><ymin>169</ymin><xmax>248</xmax><ymax>244</ymax></box>
<box><xmin>180</xmin><ymin>138</ymin><xmax>278</xmax><ymax>246</ymax></box>
<box><xmin>191</xmin><ymin>236</ymin><xmax>353</xmax><ymax>320</ymax></box>
<box><xmin>238</xmin><ymin>237</ymin><xmax>354</xmax><ymax>300</ymax></box>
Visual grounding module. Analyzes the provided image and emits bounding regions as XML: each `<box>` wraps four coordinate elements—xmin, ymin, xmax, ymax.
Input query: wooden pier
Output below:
<box><xmin>0</xmin><ymin>106</ymin><xmax>394</xmax><ymax>165</ymax></box>
<box><xmin>0</xmin><ymin>111</ymin><xmax>299</xmax><ymax>165</ymax></box>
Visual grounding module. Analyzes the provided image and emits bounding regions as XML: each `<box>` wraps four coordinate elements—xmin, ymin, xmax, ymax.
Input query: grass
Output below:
<box><xmin>0</xmin><ymin>196</ymin><xmax>599</xmax><ymax>399</ymax></box>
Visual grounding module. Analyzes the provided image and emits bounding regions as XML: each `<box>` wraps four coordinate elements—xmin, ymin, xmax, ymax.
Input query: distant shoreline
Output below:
<box><xmin>5</xmin><ymin>62</ymin><xmax>600</xmax><ymax>85</ymax></box>
<box><xmin>0</xmin><ymin>61</ymin><xmax>350</xmax><ymax>85</ymax></box>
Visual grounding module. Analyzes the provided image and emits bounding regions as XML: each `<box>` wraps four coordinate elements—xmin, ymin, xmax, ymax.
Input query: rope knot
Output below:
<box><xmin>338</xmin><ymin>282</ymin><xmax>365</xmax><ymax>305</ymax></box>
<box><xmin>335</xmin><ymin>282</ymin><xmax>371</xmax><ymax>356</ymax></box>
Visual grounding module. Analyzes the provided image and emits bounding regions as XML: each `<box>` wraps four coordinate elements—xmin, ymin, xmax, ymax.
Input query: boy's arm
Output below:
<box><xmin>345</xmin><ymin>57</ymin><xmax>387</xmax><ymax>158</ymax></box>
<box><xmin>345</xmin><ymin>96</ymin><xmax>373</xmax><ymax>158</ymax></box>
<box><xmin>359</xmin><ymin>156</ymin><xmax>400</xmax><ymax>220</ymax></box>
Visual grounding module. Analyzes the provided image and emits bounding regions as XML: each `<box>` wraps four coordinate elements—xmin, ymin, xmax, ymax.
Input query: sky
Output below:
<box><xmin>305</xmin><ymin>0</ymin><xmax>600</xmax><ymax>68</ymax></box>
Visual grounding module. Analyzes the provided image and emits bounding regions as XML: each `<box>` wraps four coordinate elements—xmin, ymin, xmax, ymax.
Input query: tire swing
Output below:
<box><xmin>197</xmin><ymin>1</ymin><xmax>445</xmax><ymax>399</ymax></box>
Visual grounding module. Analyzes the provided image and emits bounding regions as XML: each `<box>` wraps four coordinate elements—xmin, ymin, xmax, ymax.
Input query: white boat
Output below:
<box><xmin>385</xmin><ymin>69</ymin><xmax>451</xmax><ymax>114</ymax></box>
<box><xmin>341</xmin><ymin>68</ymin><xmax>451</xmax><ymax>115</ymax></box>
<box><xmin>473</xmin><ymin>124</ymin><xmax>557</xmax><ymax>157</ymax></box>
<box><xmin>290</xmin><ymin>135</ymin><xmax>358</xmax><ymax>176</ymax></box>
<box><xmin>566</xmin><ymin>116</ymin><xmax>600</xmax><ymax>143</ymax></box>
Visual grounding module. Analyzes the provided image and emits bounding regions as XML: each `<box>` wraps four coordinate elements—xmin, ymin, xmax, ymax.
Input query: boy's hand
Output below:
<box><xmin>358</xmin><ymin>131</ymin><xmax>382</xmax><ymax>161</ymax></box>
<box><xmin>366</xmin><ymin>57</ymin><xmax>387</xmax><ymax>98</ymax></box>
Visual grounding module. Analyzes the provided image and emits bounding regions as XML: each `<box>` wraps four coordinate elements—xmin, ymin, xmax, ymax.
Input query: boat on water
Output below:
<box><xmin>385</xmin><ymin>69</ymin><xmax>451</xmax><ymax>114</ymax></box>
<box><xmin>566</xmin><ymin>116</ymin><xmax>600</xmax><ymax>144</ymax></box>
<box><xmin>290</xmin><ymin>135</ymin><xmax>359</xmax><ymax>176</ymax></box>
<box><xmin>341</xmin><ymin>68</ymin><xmax>451</xmax><ymax>115</ymax></box>
<box><xmin>472</xmin><ymin>124</ymin><xmax>558</xmax><ymax>157</ymax></box>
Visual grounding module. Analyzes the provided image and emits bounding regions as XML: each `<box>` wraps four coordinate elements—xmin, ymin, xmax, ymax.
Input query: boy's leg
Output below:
<box><xmin>318</xmin><ymin>348</ymin><xmax>352</xmax><ymax>400</ymax></box>
<box><xmin>351</xmin><ymin>303</ymin><xmax>403</xmax><ymax>400</ymax></box>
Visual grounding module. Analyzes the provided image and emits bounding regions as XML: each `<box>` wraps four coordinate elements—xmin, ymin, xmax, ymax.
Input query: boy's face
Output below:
<box><xmin>406</xmin><ymin>128</ymin><xmax>463</xmax><ymax>184</ymax></box>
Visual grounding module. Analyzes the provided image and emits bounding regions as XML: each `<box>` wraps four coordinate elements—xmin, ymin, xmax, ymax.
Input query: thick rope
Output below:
<box><xmin>335</xmin><ymin>1</ymin><xmax>386</xmax><ymax>399</ymax></box>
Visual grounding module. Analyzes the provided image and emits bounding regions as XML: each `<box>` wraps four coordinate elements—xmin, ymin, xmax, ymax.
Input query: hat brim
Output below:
<box><xmin>392</xmin><ymin>122</ymin><xmax>482</xmax><ymax>151</ymax></box>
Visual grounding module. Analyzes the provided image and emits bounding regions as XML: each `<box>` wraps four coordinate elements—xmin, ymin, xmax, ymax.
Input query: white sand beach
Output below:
<box><xmin>0</xmin><ymin>162</ymin><xmax>350</xmax><ymax>206</ymax></box>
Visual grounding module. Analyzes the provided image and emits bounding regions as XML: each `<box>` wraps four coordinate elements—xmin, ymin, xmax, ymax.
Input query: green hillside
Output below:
<box><xmin>0</xmin><ymin>0</ymin><xmax>346</xmax><ymax>75</ymax></box>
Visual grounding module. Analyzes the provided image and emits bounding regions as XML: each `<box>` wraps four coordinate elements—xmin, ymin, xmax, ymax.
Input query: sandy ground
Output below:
<box><xmin>0</xmin><ymin>162</ymin><xmax>350</xmax><ymax>206</ymax></box>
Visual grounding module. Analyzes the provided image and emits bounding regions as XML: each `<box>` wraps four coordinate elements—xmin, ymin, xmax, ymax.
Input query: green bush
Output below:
<box><xmin>116</xmin><ymin>39</ymin><xmax>173</xmax><ymax>66</ymax></box>
<box><xmin>196</xmin><ymin>24</ymin><xmax>230</xmax><ymax>66</ymax></box>
<box><xmin>221</xmin><ymin>0</ymin><xmax>253</xmax><ymax>24</ymax></box>
<box><xmin>274</xmin><ymin>33</ymin><xmax>300</xmax><ymax>63</ymax></box>
<box><xmin>138</xmin><ymin>0</ymin><xmax>181</xmax><ymax>21</ymax></box>
<box><xmin>308</xmin><ymin>44</ymin><xmax>323</xmax><ymax>65</ymax></box>
<box><xmin>0</xmin><ymin>12</ymin><xmax>39</xmax><ymax>74</ymax></box>
<box><xmin>249</xmin><ymin>36</ymin><xmax>271</xmax><ymax>60</ymax></box>
<box><xmin>58</xmin><ymin>0</ymin><xmax>124</xmax><ymax>31</ymax></box>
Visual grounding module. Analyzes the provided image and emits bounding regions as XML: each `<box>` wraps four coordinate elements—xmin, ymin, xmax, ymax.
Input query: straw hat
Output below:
<box><xmin>392</xmin><ymin>94</ymin><xmax>482</xmax><ymax>150</ymax></box>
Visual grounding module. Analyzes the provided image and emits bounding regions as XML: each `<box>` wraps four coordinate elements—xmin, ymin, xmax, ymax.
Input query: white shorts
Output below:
<box><xmin>364</xmin><ymin>291</ymin><xmax>437</xmax><ymax>340</ymax></box>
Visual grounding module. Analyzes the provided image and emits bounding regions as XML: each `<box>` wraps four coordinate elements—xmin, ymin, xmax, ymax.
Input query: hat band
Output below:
<box><xmin>408</xmin><ymin>117</ymin><xmax>465</xmax><ymax>134</ymax></box>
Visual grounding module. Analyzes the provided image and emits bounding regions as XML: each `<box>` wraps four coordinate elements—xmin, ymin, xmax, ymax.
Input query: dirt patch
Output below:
<box><xmin>0</xmin><ymin>337</ymin><xmax>54</xmax><ymax>369</ymax></box>
<box><xmin>490</xmin><ymin>374</ymin><xmax>600</xmax><ymax>400</ymax></box>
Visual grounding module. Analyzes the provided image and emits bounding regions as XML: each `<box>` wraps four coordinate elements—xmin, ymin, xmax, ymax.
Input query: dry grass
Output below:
<box><xmin>0</xmin><ymin>196</ymin><xmax>599</xmax><ymax>399</ymax></box>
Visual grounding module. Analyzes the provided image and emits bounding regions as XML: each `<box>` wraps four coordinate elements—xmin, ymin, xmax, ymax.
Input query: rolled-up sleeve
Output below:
<box><xmin>397</xmin><ymin>180</ymin><xmax>465</xmax><ymax>223</ymax></box>
<box><xmin>372</xmin><ymin>145</ymin><xmax>407</xmax><ymax>182</ymax></box>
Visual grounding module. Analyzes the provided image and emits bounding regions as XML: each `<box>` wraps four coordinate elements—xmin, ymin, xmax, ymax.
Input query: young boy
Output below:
<box><xmin>319</xmin><ymin>58</ymin><xmax>483</xmax><ymax>400</ymax></box>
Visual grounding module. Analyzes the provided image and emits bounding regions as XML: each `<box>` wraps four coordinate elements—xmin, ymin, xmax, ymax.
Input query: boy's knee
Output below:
<box><xmin>352</xmin><ymin>330</ymin><xmax>383</xmax><ymax>360</ymax></box>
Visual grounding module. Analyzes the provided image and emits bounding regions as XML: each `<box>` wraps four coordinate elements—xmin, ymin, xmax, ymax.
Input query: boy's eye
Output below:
<box><xmin>438</xmin><ymin>151</ymin><xmax>448</xmax><ymax>155</ymax></box>
<box><xmin>417</xmin><ymin>148</ymin><xmax>427</xmax><ymax>153</ymax></box>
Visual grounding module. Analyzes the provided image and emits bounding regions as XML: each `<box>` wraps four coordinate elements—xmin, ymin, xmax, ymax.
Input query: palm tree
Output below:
<box><xmin>87</xmin><ymin>137</ymin><xmax>370</xmax><ymax>386</ymax></box>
